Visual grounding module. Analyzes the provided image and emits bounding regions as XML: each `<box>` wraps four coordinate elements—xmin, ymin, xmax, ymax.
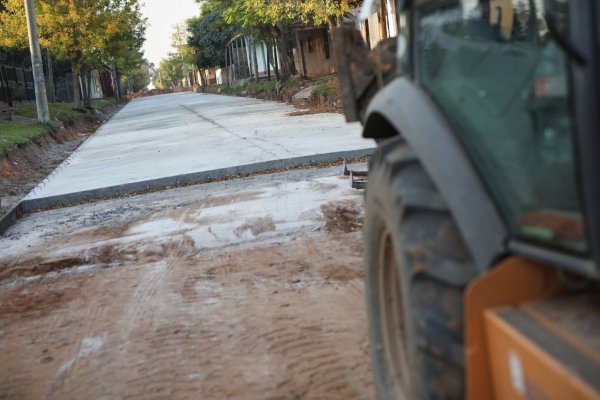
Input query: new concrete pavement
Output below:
<box><xmin>25</xmin><ymin>93</ymin><xmax>371</xmax><ymax>208</ymax></box>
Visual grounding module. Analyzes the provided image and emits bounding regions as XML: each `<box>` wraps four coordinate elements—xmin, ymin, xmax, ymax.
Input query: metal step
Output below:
<box><xmin>342</xmin><ymin>158</ymin><xmax>368</xmax><ymax>189</ymax></box>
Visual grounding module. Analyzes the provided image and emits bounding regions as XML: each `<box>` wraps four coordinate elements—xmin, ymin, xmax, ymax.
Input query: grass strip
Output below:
<box><xmin>0</xmin><ymin>121</ymin><xmax>52</xmax><ymax>157</ymax></box>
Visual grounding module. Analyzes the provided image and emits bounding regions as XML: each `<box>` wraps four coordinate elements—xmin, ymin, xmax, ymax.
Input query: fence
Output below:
<box><xmin>0</xmin><ymin>65</ymin><xmax>36</xmax><ymax>107</ymax></box>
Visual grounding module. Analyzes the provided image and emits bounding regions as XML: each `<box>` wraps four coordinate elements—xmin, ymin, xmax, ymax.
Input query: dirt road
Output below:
<box><xmin>0</xmin><ymin>165</ymin><xmax>375</xmax><ymax>399</ymax></box>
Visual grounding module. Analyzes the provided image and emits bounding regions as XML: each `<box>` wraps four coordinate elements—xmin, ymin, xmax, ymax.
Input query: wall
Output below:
<box><xmin>294</xmin><ymin>28</ymin><xmax>336</xmax><ymax>78</ymax></box>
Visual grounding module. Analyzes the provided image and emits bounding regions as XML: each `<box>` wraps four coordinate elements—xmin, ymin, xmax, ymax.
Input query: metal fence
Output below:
<box><xmin>0</xmin><ymin>65</ymin><xmax>36</xmax><ymax>107</ymax></box>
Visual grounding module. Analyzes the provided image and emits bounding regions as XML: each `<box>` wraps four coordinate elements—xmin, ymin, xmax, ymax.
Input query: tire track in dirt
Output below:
<box><xmin>0</xmin><ymin>207</ymin><xmax>374</xmax><ymax>399</ymax></box>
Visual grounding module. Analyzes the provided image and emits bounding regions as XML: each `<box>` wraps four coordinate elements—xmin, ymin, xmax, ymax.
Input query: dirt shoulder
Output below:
<box><xmin>0</xmin><ymin>101</ymin><xmax>123</xmax><ymax>216</ymax></box>
<box><xmin>204</xmin><ymin>75</ymin><xmax>342</xmax><ymax>114</ymax></box>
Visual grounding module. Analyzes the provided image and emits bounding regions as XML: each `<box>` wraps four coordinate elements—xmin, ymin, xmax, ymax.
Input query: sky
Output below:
<box><xmin>141</xmin><ymin>0</ymin><xmax>200</xmax><ymax>67</ymax></box>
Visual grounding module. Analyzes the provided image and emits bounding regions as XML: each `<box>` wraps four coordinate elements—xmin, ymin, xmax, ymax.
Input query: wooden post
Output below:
<box><xmin>266</xmin><ymin>43</ymin><xmax>271</xmax><ymax>81</ymax></box>
<box><xmin>0</xmin><ymin>66</ymin><xmax>12</xmax><ymax>107</ymax></box>
<box><xmin>252</xmin><ymin>38</ymin><xmax>260</xmax><ymax>80</ymax></box>
<box><xmin>244</xmin><ymin>36</ymin><xmax>252</xmax><ymax>80</ymax></box>
<box><xmin>241</xmin><ymin>38</ymin><xmax>246</xmax><ymax>79</ymax></box>
<box><xmin>234</xmin><ymin>42</ymin><xmax>240</xmax><ymax>81</ymax></box>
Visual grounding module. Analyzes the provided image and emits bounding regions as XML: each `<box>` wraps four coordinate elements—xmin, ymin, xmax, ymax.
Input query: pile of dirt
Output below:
<box><xmin>0</xmin><ymin>105</ymin><xmax>122</xmax><ymax>216</ymax></box>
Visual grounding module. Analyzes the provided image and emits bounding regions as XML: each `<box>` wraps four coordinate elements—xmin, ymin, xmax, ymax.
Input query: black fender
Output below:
<box><xmin>363</xmin><ymin>77</ymin><xmax>507</xmax><ymax>271</ymax></box>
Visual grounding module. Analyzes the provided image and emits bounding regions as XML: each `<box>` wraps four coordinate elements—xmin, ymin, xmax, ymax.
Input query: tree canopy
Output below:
<box><xmin>188</xmin><ymin>0</ymin><xmax>353</xmax><ymax>81</ymax></box>
<box><xmin>187</xmin><ymin>8</ymin><xmax>236</xmax><ymax>70</ymax></box>
<box><xmin>122</xmin><ymin>58</ymin><xmax>152</xmax><ymax>92</ymax></box>
<box><xmin>154</xmin><ymin>22</ymin><xmax>197</xmax><ymax>89</ymax></box>
<box><xmin>0</xmin><ymin>0</ymin><xmax>146</xmax><ymax>105</ymax></box>
<box><xmin>222</xmin><ymin>0</ymin><xmax>351</xmax><ymax>29</ymax></box>
<box><xmin>0</xmin><ymin>0</ymin><xmax>145</xmax><ymax>72</ymax></box>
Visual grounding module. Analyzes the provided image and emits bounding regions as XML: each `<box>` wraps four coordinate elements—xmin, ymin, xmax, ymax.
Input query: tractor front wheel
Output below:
<box><xmin>364</xmin><ymin>137</ymin><xmax>478</xmax><ymax>399</ymax></box>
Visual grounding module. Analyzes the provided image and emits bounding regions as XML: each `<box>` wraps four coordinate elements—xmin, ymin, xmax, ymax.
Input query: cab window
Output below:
<box><xmin>416</xmin><ymin>0</ymin><xmax>586</xmax><ymax>253</ymax></box>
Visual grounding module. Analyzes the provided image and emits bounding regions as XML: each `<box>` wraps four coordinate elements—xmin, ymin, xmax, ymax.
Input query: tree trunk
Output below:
<box><xmin>272</xmin><ymin>44</ymin><xmax>281</xmax><ymax>82</ymax></box>
<box><xmin>231</xmin><ymin>43</ymin><xmax>236</xmax><ymax>81</ymax></box>
<box><xmin>83</xmin><ymin>69</ymin><xmax>92</xmax><ymax>108</ymax></box>
<box><xmin>112</xmin><ymin>64</ymin><xmax>121</xmax><ymax>101</ymax></box>
<box><xmin>199</xmin><ymin>69</ymin><xmax>207</xmax><ymax>92</ymax></box>
<box><xmin>72</xmin><ymin>66</ymin><xmax>81</xmax><ymax>109</ymax></box>
<box><xmin>46</xmin><ymin>49</ymin><xmax>55</xmax><ymax>102</ymax></box>
<box><xmin>80</xmin><ymin>67</ymin><xmax>89</xmax><ymax>108</ymax></box>
<box><xmin>266</xmin><ymin>43</ymin><xmax>271</xmax><ymax>81</ymax></box>
<box><xmin>273</xmin><ymin>24</ymin><xmax>295</xmax><ymax>81</ymax></box>
<box><xmin>244</xmin><ymin>36</ymin><xmax>254</xmax><ymax>80</ymax></box>
<box><xmin>115</xmin><ymin>66</ymin><xmax>123</xmax><ymax>99</ymax></box>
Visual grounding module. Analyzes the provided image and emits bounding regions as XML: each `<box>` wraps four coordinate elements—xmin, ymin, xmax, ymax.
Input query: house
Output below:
<box><xmin>356</xmin><ymin>0</ymin><xmax>399</xmax><ymax>50</ymax></box>
<box><xmin>215</xmin><ymin>0</ymin><xmax>401</xmax><ymax>86</ymax></box>
<box><xmin>291</xmin><ymin>25</ymin><xmax>335</xmax><ymax>78</ymax></box>
<box><xmin>291</xmin><ymin>0</ymin><xmax>400</xmax><ymax>78</ymax></box>
<box><xmin>220</xmin><ymin>35</ymin><xmax>279</xmax><ymax>86</ymax></box>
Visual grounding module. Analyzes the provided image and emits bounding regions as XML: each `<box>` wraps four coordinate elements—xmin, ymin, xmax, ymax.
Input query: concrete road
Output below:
<box><xmin>0</xmin><ymin>164</ymin><xmax>375</xmax><ymax>399</ymax></box>
<box><xmin>26</xmin><ymin>93</ymin><xmax>369</xmax><ymax>203</ymax></box>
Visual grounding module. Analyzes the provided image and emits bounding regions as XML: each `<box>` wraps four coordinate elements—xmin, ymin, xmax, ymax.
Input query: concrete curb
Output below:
<box><xmin>0</xmin><ymin>204</ymin><xmax>22</xmax><ymax>236</ymax></box>
<box><xmin>0</xmin><ymin>148</ymin><xmax>373</xmax><ymax>236</ymax></box>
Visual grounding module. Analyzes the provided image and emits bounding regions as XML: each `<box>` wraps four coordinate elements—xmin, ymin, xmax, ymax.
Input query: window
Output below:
<box><xmin>417</xmin><ymin>0</ymin><xmax>586</xmax><ymax>253</ymax></box>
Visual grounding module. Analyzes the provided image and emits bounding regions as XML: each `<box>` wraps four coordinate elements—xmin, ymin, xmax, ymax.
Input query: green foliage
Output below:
<box><xmin>15</xmin><ymin>102</ymin><xmax>84</xmax><ymax>121</ymax></box>
<box><xmin>1</xmin><ymin>99</ymin><xmax>117</xmax><ymax>156</ymax></box>
<box><xmin>286</xmin><ymin>77</ymin><xmax>303</xmax><ymax>88</ymax></box>
<box><xmin>155</xmin><ymin>22</ymin><xmax>196</xmax><ymax>88</ymax></box>
<box><xmin>188</xmin><ymin>10</ymin><xmax>236</xmax><ymax>69</ymax></box>
<box><xmin>314</xmin><ymin>80</ymin><xmax>337</xmax><ymax>96</ymax></box>
<box><xmin>191</xmin><ymin>0</ymin><xmax>351</xmax><ymax>81</ymax></box>
<box><xmin>0</xmin><ymin>121</ymin><xmax>52</xmax><ymax>157</ymax></box>
<box><xmin>0</xmin><ymin>0</ymin><xmax>146</xmax><ymax>73</ymax></box>
<box><xmin>90</xmin><ymin>98</ymin><xmax>117</xmax><ymax>108</ymax></box>
<box><xmin>0</xmin><ymin>48</ymin><xmax>29</xmax><ymax>67</ymax></box>
<box><xmin>157</xmin><ymin>56</ymin><xmax>186</xmax><ymax>87</ymax></box>
<box><xmin>222</xmin><ymin>0</ymin><xmax>351</xmax><ymax>30</ymax></box>
<box><xmin>218</xmin><ymin>77</ymin><xmax>314</xmax><ymax>97</ymax></box>
<box><xmin>14</xmin><ymin>100</ymin><xmax>115</xmax><ymax>121</ymax></box>
<box><xmin>121</xmin><ymin>59</ymin><xmax>152</xmax><ymax>92</ymax></box>
<box><xmin>102</xmin><ymin>0</ymin><xmax>147</xmax><ymax>74</ymax></box>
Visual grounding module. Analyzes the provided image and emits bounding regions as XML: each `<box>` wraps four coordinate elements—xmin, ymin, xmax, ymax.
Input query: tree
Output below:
<box><xmin>187</xmin><ymin>8</ymin><xmax>236</xmax><ymax>86</ymax></box>
<box><xmin>157</xmin><ymin>55</ymin><xmax>185</xmax><ymax>87</ymax></box>
<box><xmin>154</xmin><ymin>22</ymin><xmax>196</xmax><ymax>89</ymax></box>
<box><xmin>121</xmin><ymin>58</ymin><xmax>151</xmax><ymax>93</ymax></box>
<box><xmin>221</xmin><ymin>0</ymin><xmax>296</xmax><ymax>81</ymax></box>
<box><xmin>0</xmin><ymin>0</ymin><xmax>146</xmax><ymax>107</ymax></box>
<box><xmin>100</xmin><ymin>0</ymin><xmax>147</xmax><ymax>101</ymax></box>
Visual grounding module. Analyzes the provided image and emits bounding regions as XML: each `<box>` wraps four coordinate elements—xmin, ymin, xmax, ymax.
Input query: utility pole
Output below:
<box><xmin>24</xmin><ymin>0</ymin><xmax>50</xmax><ymax>123</ymax></box>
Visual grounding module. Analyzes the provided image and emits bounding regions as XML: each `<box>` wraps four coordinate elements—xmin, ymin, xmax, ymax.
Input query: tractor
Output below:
<box><xmin>335</xmin><ymin>0</ymin><xmax>600</xmax><ymax>398</ymax></box>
